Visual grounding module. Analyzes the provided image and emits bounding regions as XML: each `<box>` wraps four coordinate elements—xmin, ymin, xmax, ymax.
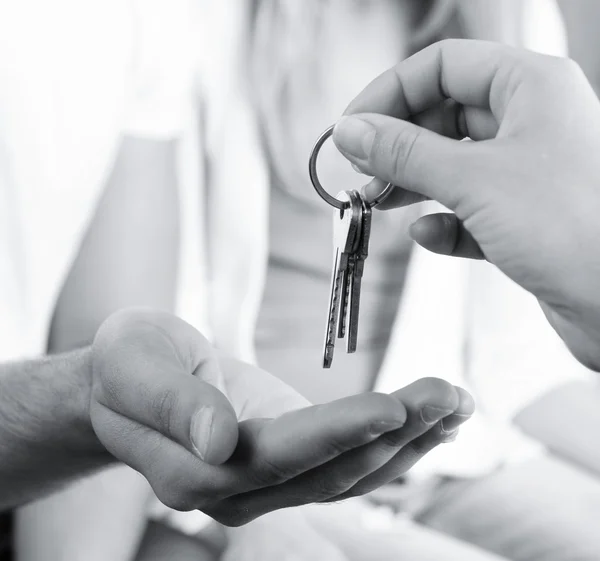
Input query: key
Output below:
<box><xmin>323</xmin><ymin>191</ymin><xmax>362</xmax><ymax>368</ymax></box>
<box><xmin>337</xmin><ymin>190</ymin><xmax>363</xmax><ymax>339</ymax></box>
<box><xmin>346</xmin><ymin>192</ymin><xmax>372</xmax><ymax>353</ymax></box>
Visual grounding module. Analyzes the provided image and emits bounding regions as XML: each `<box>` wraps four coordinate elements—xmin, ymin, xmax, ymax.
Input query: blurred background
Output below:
<box><xmin>1</xmin><ymin>1</ymin><xmax>600</xmax><ymax>560</ymax></box>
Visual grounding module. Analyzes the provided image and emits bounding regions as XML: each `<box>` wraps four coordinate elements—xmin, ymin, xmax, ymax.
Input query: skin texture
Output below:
<box><xmin>0</xmin><ymin>306</ymin><xmax>473</xmax><ymax>524</ymax></box>
<box><xmin>0</xmin><ymin>348</ymin><xmax>108</xmax><ymax>510</ymax></box>
<box><xmin>0</xmin><ymin>302</ymin><xmax>473</xmax><ymax>525</ymax></box>
<box><xmin>332</xmin><ymin>39</ymin><xmax>600</xmax><ymax>372</ymax></box>
<box><xmin>90</xmin><ymin>308</ymin><xmax>473</xmax><ymax>527</ymax></box>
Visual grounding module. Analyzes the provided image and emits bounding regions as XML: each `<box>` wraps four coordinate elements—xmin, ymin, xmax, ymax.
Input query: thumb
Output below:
<box><xmin>333</xmin><ymin>113</ymin><xmax>473</xmax><ymax>210</ymax></box>
<box><xmin>92</xmin><ymin>309</ymin><xmax>239</xmax><ymax>465</ymax></box>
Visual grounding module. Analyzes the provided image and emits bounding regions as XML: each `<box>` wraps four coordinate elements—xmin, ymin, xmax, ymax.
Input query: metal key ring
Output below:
<box><xmin>308</xmin><ymin>124</ymin><xmax>395</xmax><ymax>211</ymax></box>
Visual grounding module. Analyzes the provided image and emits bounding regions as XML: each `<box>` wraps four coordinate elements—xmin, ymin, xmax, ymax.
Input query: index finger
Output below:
<box><xmin>344</xmin><ymin>39</ymin><xmax>530</xmax><ymax>122</ymax></box>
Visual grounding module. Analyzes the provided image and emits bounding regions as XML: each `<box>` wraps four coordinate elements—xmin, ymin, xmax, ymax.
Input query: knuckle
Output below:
<box><xmin>252</xmin><ymin>455</ymin><xmax>292</xmax><ymax>487</ymax></box>
<box><xmin>386</xmin><ymin>127</ymin><xmax>421</xmax><ymax>185</ymax></box>
<box><xmin>375</xmin><ymin>428</ymin><xmax>406</xmax><ymax>448</ymax></box>
<box><xmin>320</xmin><ymin>432</ymin><xmax>357</xmax><ymax>458</ymax></box>
<box><xmin>309</xmin><ymin>475</ymin><xmax>354</xmax><ymax>502</ymax></box>
<box><xmin>150</xmin><ymin>388</ymin><xmax>179</xmax><ymax>436</ymax></box>
<box><xmin>335</xmin><ymin>484</ymin><xmax>366</xmax><ymax>501</ymax></box>
<box><xmin>410</xmin><ymin>432</ymin><xmax>440</xmax><ymax>456</ymax></box>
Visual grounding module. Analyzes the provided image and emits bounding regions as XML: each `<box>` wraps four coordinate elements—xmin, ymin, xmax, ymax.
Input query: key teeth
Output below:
<box><xmin>338</xmin><ymin>268</ymin><xmax>351</xmax><ymax>339</ymax></box>
<box><xmin>323</xmin><ymin>345</ymin><xmax>334</xmax><ymax>368</ymax></box>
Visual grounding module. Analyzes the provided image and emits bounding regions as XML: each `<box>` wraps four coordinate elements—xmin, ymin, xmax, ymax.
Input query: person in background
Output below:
<box><xmin>12</xmin><ymin>1</ymin><xmax>600</xmax><ymax>561</ymax></box>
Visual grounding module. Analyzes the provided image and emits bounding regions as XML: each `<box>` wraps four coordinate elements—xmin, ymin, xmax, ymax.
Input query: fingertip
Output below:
<box><xmin>362</xmin><ymin>178</ymin><xmax>387</xmax><ymax>203</ymax></box>
<box><xmin>332</xmin><ymin>115</ymin><xmax>376</xmax><ymax>164</ymax></box>
<box><xmin>438</xmin><ymin>386</ymin><xmax>475</xmax><ymax>434</ymax></box>
<box><xmin>408</xmin><ymin>214</ymin><xmax>455</xmax><ymax>255</ymax></box>
<box><xmin>408</xmin><ymin>218</ymin><xmax>426</xmax><ymax>241</ymax></box>
<box><xmin>393</xmin><ymin>377</ymin><xmax>460</xmax><ymax>414</ymax></box>
<box><xmin>454</xmin><ymin>386</ymin><xmax>476</xmax><ymax>417</ymax></box>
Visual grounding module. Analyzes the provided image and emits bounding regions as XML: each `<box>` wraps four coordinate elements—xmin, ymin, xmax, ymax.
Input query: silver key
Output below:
<box><xmin>346</xmin><ymin>192</ymin><xmax>372</xmax><ymax>353</ymax></box>
<box><xmin>337</xmin><ymin>190</ymin><xmax>363</xmax><ymax>340</ymax></box>
<box><xmin>323</xmin><ymin>191</ymin><xmax>362</xmax><ymax>368</ymax></box>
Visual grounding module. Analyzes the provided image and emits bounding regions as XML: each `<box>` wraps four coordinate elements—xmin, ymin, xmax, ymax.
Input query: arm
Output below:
<box><xmin>0</xmin><ymin>307</ymin><xmax>473</xmax><ymax>525</ymax></box>
<box><xmin>514</xmin><ymin>380</ymin><xmax>600</xmax><ymax>476</ymax></box>
<box><xmin>0</xmin><ymin>348</ymin><xmax>110</xmax><ymax>510</ymax></box>
<box><xmin>48</xmin><ymin>136</ymin><xmax>179</xmax><ymax>352</ymax></box>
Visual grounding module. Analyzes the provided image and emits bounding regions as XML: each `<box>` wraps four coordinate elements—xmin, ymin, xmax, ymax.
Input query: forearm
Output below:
<box><xmin>0</xmin><ymin>348</ymin><xmax>112</xmax><ymax>509</ymax></box>
<box><xmin>514</xmin><ymin>380</ymin><xmax>600</xmax><ymax>475</ymax></box>
<box><xmin>48</xmin><ymin>136</ymin><xmax>179</xmax><ymax>354</ymax></box>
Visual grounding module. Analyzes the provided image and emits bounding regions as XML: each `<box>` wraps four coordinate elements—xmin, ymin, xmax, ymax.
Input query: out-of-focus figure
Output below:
<box><xmin>3</xmin><ymin>1</ymin><xmax>599</xmax><ymax>561</ymax></box>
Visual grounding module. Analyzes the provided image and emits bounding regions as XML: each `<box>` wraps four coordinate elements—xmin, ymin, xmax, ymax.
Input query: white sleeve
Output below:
<box><xmin>122</xmin><ymin>0</ymin><xmax>196</xmax><ymax>140</ymax></box>
<box><xmin>465</xmin><ymin>261</ymin><xmax>595</xmax><ymax>422</ymax></box>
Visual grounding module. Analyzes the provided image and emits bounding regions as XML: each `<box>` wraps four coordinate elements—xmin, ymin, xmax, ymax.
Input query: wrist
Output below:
<box><xmin>65</xmin><ymin>346</ymin><xmax>103</xmax><ymax>451</ymax></box>
<box><xmin>33</xmin><ymin>346</ymin><xmax>110</xmax><ymax>460</ymax></box>
<box><xmin>0</xmin><ymin>346</ymin><xmax>113</xmax><ymax>508</ymax></box>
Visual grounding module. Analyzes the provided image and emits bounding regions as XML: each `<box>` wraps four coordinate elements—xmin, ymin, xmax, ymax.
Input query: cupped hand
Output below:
<box><xmin>332</xmin><ymin>39</ymin><xmax>600</xmax><ymax>370</ymax></box>
<box><xmin>89</xmin><ymin>309</ymin><xmax>472</xmax><ymax>526</ymax></box>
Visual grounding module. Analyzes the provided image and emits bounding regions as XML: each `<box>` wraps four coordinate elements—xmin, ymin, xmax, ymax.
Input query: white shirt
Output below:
<box><xmin>0</xmin><ymin>0</ymin><xmax>593</xmax><ymax>492</ymax></box>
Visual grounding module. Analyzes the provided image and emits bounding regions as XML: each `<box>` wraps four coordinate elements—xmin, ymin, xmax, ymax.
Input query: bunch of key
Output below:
<box><xmin>323</xmin><ymin>190</ymin><xmax>372</xmax><ymax>368</ymax></box>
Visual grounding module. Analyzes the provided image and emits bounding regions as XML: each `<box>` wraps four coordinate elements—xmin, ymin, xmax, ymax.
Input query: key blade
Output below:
<box><xmin>347</xmin><ymin>194</ymin><xmax>372</xmax><ymax>353</ymax></box>
<box><xmin>338</xmin><ymin>192</ymin><xmax>363</xmax><ymax>339</ymax></box>
<box><xmin>346</xmin><ymin>259</ymin><xmax>364</xmax><ymax>353</ymax></box>
<box><xmin>323</xmin><ymin>191</ymin><xmax>361</xmax><ymax>368</ymax></box>
<box><xmin>337</xmin><ymin>259</ymin><xmax>353</xmax><ymax>339</ymax></box>
<box><xmin>323</xmin><ymin>249</ymin><xmax>346</xmax><ymax>368</ymax></box>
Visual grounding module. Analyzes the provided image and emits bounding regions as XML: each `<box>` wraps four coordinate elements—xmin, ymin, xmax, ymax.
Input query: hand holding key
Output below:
<box><xmin>331</xmin><ymin>39</ymin><xmax>600</xmax><ymax>371</ymax></box>
<box><xmin>311</xmin><ymin>128</ymin><xmax>385</xmax><ymax>368</ymax></box>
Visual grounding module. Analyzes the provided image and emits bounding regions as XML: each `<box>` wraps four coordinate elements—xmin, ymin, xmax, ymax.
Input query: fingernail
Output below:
<box><xmin>442</xmin><ymin>429</ymin><xmax>459</xmax><ymax>443</ymax></box>
<box><xmin>334</xmin><ymin>116</ymin><xmax>376</xmax><ymax>160</ymax></box>
<box><xmin>421</xmin><ymin>406</ymin><xmax>453</xmax><ymax>425</ymax></box>
<box><xmin>440</xmin><ymin>414</ymin><xmax>472</xmax><ymax>434</ymax></box>
<box><xmin>370</xmin><ymin>418</ymin><xmax>406</xmax><ymax>436</ymax></box>
<box><xmin>190</xmin><ymin>407</ymin><xmax>214</xmax><ymax>460</ymax></box>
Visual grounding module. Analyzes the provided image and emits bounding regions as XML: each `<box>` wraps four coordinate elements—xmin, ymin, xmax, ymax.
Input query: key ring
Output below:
<box><xmin>309</xmin><ymin>125</ymin><xmax>395</xmax><ymax>211</ymax></box>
